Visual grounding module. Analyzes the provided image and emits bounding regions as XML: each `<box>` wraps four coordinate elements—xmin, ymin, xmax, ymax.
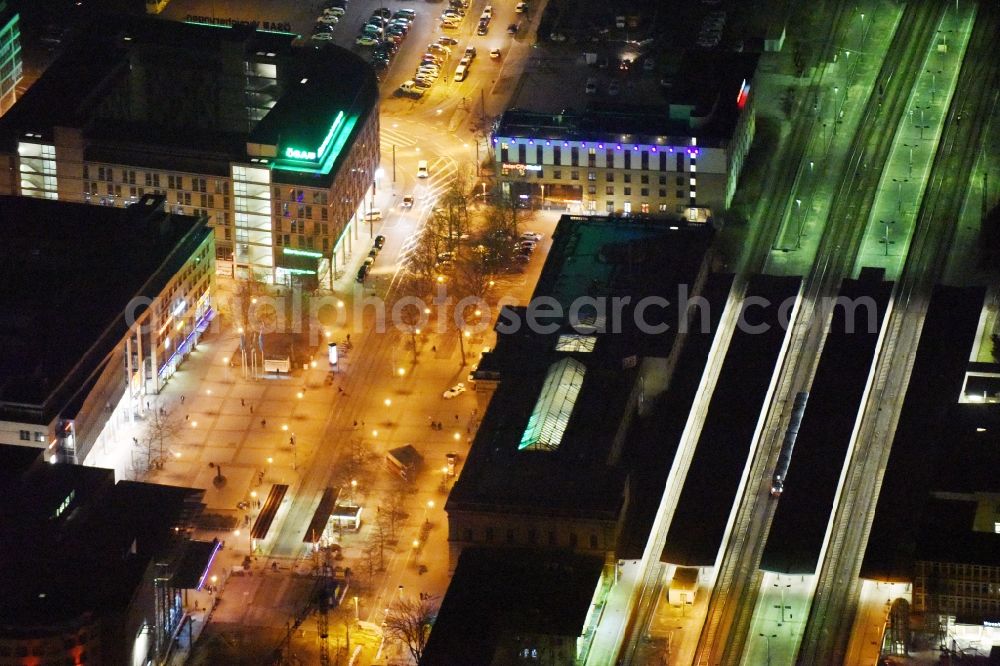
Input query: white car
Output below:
<box><xmin>312</xmin><ymin>32</ymin><xmax>335</xmax><ymax>41</ymax></box>
<box><xmin>317</xmin><ymin>14</ymin><xmax>339</xmax><ymax>25</ymax></box>
<box><xmin>402</xmin><ymin>195</ymin><xmax>414</xmax><ymax>207</ymax></box>
<box><xmin>443</xmin><ymin>382</ymin><xmax>466</xmax><ymax>399</ymax></box>
<box><xmin>520</xmin><ymin>231</ymin><xmax>543</xmax><ymax>241</ymax></box>
<box><xmin>417</xmin><ymin>160</ymin><xmax>429</xmax><ymax>178</ymax></box>
<box><xmin>515</xmin><ymin>1</ymin><xmax>527</xmax><ymax>12</ymax></box>
<box><xmin>482</xmin><ymin>5</ymin><xmax>493</xmax><ymax>16</ymax></box>
<box><xmin>364</xmin><ymin>210</ymin><xmax>383</xmax><ymax>221</ymax></box>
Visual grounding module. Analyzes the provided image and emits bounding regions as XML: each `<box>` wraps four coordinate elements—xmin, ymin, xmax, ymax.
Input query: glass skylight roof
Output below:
<box><xmin>519</xmin><ymin>357</ymin><xmax>586</xmax><ymax>452</ymax></box>
<box><xmin>555</xmin><ymin>334</ymin><xmax>597</xmax><ymax>352</ymax></box>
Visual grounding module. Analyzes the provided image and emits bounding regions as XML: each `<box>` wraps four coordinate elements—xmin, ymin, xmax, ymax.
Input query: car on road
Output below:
<box><xmin>490</xmin><ymin>48</ymin><xmax>501</xmax><ymax>58</ymax></box>
<box><xmin>458</xmin><ymin>55</ymin><xmax>471</xmax><ymax>67</ymax></box>
<box><xmin>520</xmin><ymin>231</ymin><xmax>543</xmax><ymax>241</ymax></box>
<box><xmin>429</xmin><ymin>43</ymin><xmax>451</xmax><ymax>55</ymax></box>
<box><xmin>464</xmin><ymin>45</ymin><xmax>476</xmax><ymax>59</ymax></box>
<box><xmin>401</xmin><ymin>196</ymin><xmax>414</xmax><ymax>208</ymax></box>
<box><xmin>438</xmin><ymin>36</ymin><xmax>459</xmax><ymax>45</ymax></box>
<box><xmin>374</xmin><ymin>234</ymin><xmax>386</xmax><ymax>250</ymax></box>
<box><xmin>476</xmin><ymin>21</ymin><xmax>489</xmax><ymax>35</ymax></box>
<box><xmin>482</xmin><ymin>5</ymin><xmax>493</xmax><ymax>16</ymax></box>
<box><xmin>417</xmin><ymin>160</ymin><xmax>429</xmax><ymax>178</ymax></box>
<box><xmin>515</xmin><ymin>1</ymin><xmax>528</xmax><ymax>12</ymax></box>
<box><xmin>585</xmin><ymin>77</ymin><xmax>597</xmax><ymax>94</ymax></box>
<box><xmin>364</xmin><ymin>210</ymin><xmax>383</xmax><ymax>222</ymax></box>
<box><xmin>507</xmin><ymin>22</ymin><xmax>519</xmax><ymax>35</ymax></box>
<box><xmin>356</xmin><ymin>264</ymin><xmax>369</xmax><ymax>282</ymax></box>
<box><xmin>442</xmin><ymin>382</ymin><xmax>466</xmax><ymax>399</ymax></box>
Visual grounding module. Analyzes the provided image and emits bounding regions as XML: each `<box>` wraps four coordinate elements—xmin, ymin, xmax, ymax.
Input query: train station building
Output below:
<box><xmin>0</xmin><ymin>14</ymin><xmax>379</xmax><ymax>286</ymax></box>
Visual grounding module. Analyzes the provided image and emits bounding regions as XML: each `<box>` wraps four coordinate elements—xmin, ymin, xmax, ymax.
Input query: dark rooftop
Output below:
<box><xmin>761</xmin><ymin>274</ymin><xmax>893</xmax><ymax>574</ymax></box>
<box><xmin>447</xmin><ymin>216</ymin><xmax>713</xmax><ymax>518</ymax></box>
<box><xmin>497</xmin><ymin>52</ymin><xmax>758</xmax><ymax>148</ymax></box>
<box><xmin>662</xmin><ymin>274</ymin><xmax>801</xmax><ymax>567</ymax></box>
<box><xmin>0</xmin><ymin>195</ymin><xmax>208</xmax><ymax>420</ymax></box>
<box><xmin>0</xmin><ymin>459</ymin><xmax>204</xmax><ymax>632</ymax></box>
<box><xmin>0</xmin><ymin>15</ymin><xmax>377</xmax><ymax>188</ymax></box>
<box><xmin>616</xmin><ymin>272</ymin><xmax>734</xmax><ymax>559</ymax></box>
<box><xmin>913</xmin><ymin>493</ymin><xmax>1000</xmax><ymax>569</ymax></box>
<box><xmin>422</xmin><ymin>548</ymin><xmax>603</xmax><ymax>665</ymax></box>
<box><xmin>861</xmin><ymin>286</ymin><xmax>987</xmax><ymax>580</ymax></box>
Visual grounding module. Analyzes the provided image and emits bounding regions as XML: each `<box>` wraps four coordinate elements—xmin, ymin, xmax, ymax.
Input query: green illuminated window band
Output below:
<box><xmin>283</xmin><ymin>247</ymin><xmax>324</xmax><ymax>258</ymax></box>
<box><xmin>284</xmin><ymin>268</ymin><xmax>317</xmax><ymax>275</ymax></box>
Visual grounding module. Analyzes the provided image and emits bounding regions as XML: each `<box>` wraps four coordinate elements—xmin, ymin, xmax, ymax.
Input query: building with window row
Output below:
<box><xmin>0</xmin><ymin>15</ymin><xmax>379</xmax><ymax>286</ymax></box>
<box><xmin>491</xmin><ymin>54</ymin><xmax>757</xmax><ymax>220</ymax></box>
<box><xmin>0</xmin><ymin>194</ymin><xmax>214</xmax><ymax>474</ymax></box>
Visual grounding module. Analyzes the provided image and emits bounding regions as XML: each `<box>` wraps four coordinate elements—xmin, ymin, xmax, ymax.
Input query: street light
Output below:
<box><xmin>927</xmin><ymin>68</ymin><xmax>942</xmax><ymax>101</ymax></box>
<box><xmin>794</xmin><ymin>199</ymin><xmax>804</xmax><ymax>249</ymax></box>
<box><xmin>350</xmin><ymin>479</ymin><xmax>358</xmax><ymax>505</ymax></box>
<box><xmin>879</xmin><ymin>220</ymin><xmax>896</xmax><ymax>256</ymax></box>
<box><xmin>892</xmin><ymin>178</ymin><xmax>908</xmax><ymax>213</ymax></box>
<box><xmin>759</xmin><ymin>633</ymin><xmax>777</xmax><ymax>666</ymax></box>
<box><xmin>423</xmin><ymin>500</ymin><xmax>435</xmax><ymax>525</ymax></box>
<box><xmin>774</xmin><ymin>581</ymin><xmax>792</xmax><ymax>624</ymax></box>
<box><xmin>902</xmin><ymin>143</ymin><xmax>917</xmax><ymax>177</ymax></box>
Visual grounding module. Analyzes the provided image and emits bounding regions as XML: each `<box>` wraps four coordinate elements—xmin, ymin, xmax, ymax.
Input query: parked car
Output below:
<box><xmin>364</xmin><ymin>209</ymin><xmax>383</xmax><ymax>221</ymax></box>
<box><xmin>515</xmin><ymin>1</ymin><xmax>527</xmax><ymax>12</ymax></box>
<box><xmin>395</xmin><ymin>8</ymin><xmax>416</xmax><ymax>19</ymax></box>
<box><xmin>490</xmin><ymin>48</ymin><xmax>501</xmax><ymax>58</ymax></box>
<box><xmin>438</xmin><ymin>36</ymin><xmax>459</xmax><ymax>45</ymax></box>
<box><xmin>585</xmin><ymin>78</ymin><xmax>597</xmax><ymax>94</ymax></box>
<box><xmin>514</xmin><ymin>253</ymin><xmax>530</xmax><ymax>263</ymax></box>
<box><xmin>476</xmin><ymin>21</ymin><xmax>489</xmax><ymax>35</ymax></box>
<box><xmin>482</xmin><ymin>5</ymin><xmax>493</xmax><ymax>17</ymax></box>
<box><xmin>356</xmin><ymin>35</ymin><xmax>379</xmax><ymax>46</ymax></box>
<box><xmin>356</xmin><ymin>264</ymin><xmax>369</xmax><ymax>282</ymax></box>
<box><xmin>520</xmin><ymin>231</ymin><xmax>543</xmax><ymax>241</ymax></box>
<box><xmin>443</xmin><ymin>382</ymin><xmax>466</xmax><ymax>399</ymax></box>
<box><xmin>372</xmin><ymin>8</ymin><xmax>391</xmax><ymax>19</ymax></box>
<box><xmin>317</xmin><ymin>14</ymin><xmax>339</xmax><ymax>25</ymax></box>
<box><xmin>507</xmin><ymin>22</ymin><xmax>519</xmax><ymax>35</ymax></box>
<box><xmin>312</xmin><ymin>32</ymin><xmax>334</xmax><ymax>41</ymax></box>
<box><xmin>464</xmin><ymin>45</ymin><xmax>476</xmax><ymax>59</ymax></box>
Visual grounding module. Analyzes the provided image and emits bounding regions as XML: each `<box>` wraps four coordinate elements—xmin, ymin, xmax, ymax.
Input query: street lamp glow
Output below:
<box><xmin>297</xmin><ymin>391</ymin><xmax>304</xmax><ymax>399</ymax></box>
<box><xmin>337</xmin><ymin>300</ymin><xmax>345</xmax><ymax>308</ymax></box>
<box><xmin>233</xmin><ymin>529</ymin><xmax>241</xmax><ymax>537</ymax></box>
<box><xmin>384</xmin><ymin>398</ymin><xmax>392</xmax><ymax>407</ymax></box>
<box><xmin>427</xmin><ymin>500</ymin><xmax>435</xmax><ymax>509</ymax></box>
<box><xmin>206</xmin><ymin>389</ymin><xmax>212</xmax><ymax>395</ymax></box>
<box><xmin>173</xmin><ymin>451</ymin><xmax>182</xmax><ymax>458</ymax></box>
<box><xmin>222</xmin><ymin>356</ymin><xmax>229</xmax><ymax>365</ymax></box>
<box><xmin>453</xmin><ymin>432</ymin><xmax>461</xmax><ymax>441</ymax></box>
<box><xmin>238</xmin><ymin>327</ymin><xmax>245</xmax><ymax>334</ymax></box>
<box><xmin>372</xmin><ymin>429</ymin><xmax>379</xmax><ymax>438</ymax></box>
<box><xmin>423</xmin><ymin>307</ymin><xmax>431</xmax><ymax>315</ymax></box>
<box><xmin>190</xmin><ymin>421</ymin><xmax>198</xmax><ymax>428</ymax></box>
<box><xmin>375</xmin><ymin>167</ymin><xmax>385</xmax><ymax>179</ymax></box>
<box><xmin>250</xmin><ymin>490</ymin><xmax>257</xmax><ymax>499</ymax></box>
<box><xmin>310</xmin><ymin>360</ymin><xmax>317</xmax><ymax>368</ymax></box>
<box><xmin>397</xmin><ymin>367</ymin><xmax>406</xmax><ymax>376</ymax></box>
<box><xmin>412</xmin><ymin>539</ymin><xmax>420</xmax><ymax>548</ymax></box>
<box><xmin>267</xmin><ymin>457</ymin><xmax>273</xmax><ymax>464</ymax></box>
<box><xmin>281</xmin><ymin>424</ymin><xmax>289</xmax><ymax>431</ymax></box>
<box><xmin>463</xmin><ymin>330</ymin><xmax>471</xmax><ymax>338</ymax></box>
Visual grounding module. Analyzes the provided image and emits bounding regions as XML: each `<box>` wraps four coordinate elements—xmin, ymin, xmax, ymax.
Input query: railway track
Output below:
<box><xmin>695</xmin><ymin>2</ymin><xmax>947</xmax><ymax>663</ymax></box>
<box><xmin>798</xmin><ymin>1</ymin><xmax>1000</xmax><ymax>661</ymax></box>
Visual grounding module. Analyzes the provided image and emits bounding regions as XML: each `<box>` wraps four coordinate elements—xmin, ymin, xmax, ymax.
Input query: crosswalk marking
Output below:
<box><xmin>380</xmin><ymin>127</ymin><xmax>417</xmax><ymax>147</ymax></box>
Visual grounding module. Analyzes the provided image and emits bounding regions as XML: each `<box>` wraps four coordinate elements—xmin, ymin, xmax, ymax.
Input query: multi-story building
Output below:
<box><xmin>446</xmin><ymin>215</ymin><xmax>715</xmax><ymax>569</ymax></box>
<box><xmin>0</xmin><ymin>15</ymin><xmax>379</xmax><ymax>285</ymax></box>
<box><xmin>491</xmin><ymin>53</ymin><xmax>757</xmax><ymax>220</ymax></box>
<box><xmin>0</xmin><ymin>194</ymin><xmax>214</xmax><ymax>474</ymax></box>
<box><xmin>0</xmin><ymin>1</ymin><xmax>19</xmax><ymax>117</ymax></box>
<box><xmin>0</xmin><ymin>445</ymin><xmax>212</xmax><ymax>666</ymax></box>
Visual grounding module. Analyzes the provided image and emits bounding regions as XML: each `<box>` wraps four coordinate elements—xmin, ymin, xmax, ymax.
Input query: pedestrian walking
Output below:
<box><xmin>185</xmin><ymin>414</ymin><xmax>190</xmax><ymax>421</ymax></box>
<box><xmin>180</xmin><ymin>395</ymin><xmax>185</xmax><ymax>405</ymax></box>
<box><xmin>241</xmin><ymin>398</ymin><xmax>245</xmax><ymax>407</ymax></box>
<box><xmin>250</xmin><ymin>404</ymin><xmax>254</xmax><ymax>414</ymax></box>
<box><xmin>146</xmin><ymin>401</ymin><xmax>150</xmax><ymax>411</ymax></box>
<box><xmin>353</xmin><ymin>420</ymin><xmax>358</xmax><ymax>428</ymax></box>
<box><xmin>261</xmin><ymin>418</ymin><xmax>267</xmax><ymax>428</ymax></box>
<box><xmin>455</xmin><ymin>414</ymin><xmax>459</xmax><ymax>421</ymax></box>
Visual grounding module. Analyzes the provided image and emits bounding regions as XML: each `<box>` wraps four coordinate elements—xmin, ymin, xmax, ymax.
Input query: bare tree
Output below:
<box><xmin>385</xmin><ymin>477</ymin><xmax>409</xmax><ymax>540</ymax></box>
<box><xmin>454</xmin><ymin>244</ymin><xmax>492</xmax><ymax>302</ymax></box>
<box><xmin>135</xmin><ymin>400</ymin><xmax>183</xmax><ymax>474</ymax></box>
<box><xmin>383</xmin><ymin>595</ymin><xmax>439</xmax><ymax>664</ymax></box>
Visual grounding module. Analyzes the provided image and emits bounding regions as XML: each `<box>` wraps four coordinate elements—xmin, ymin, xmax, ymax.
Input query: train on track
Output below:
<box><xmin>770</xmin><ymin>391</ymin><xmax>809</xmax><ymax>497</ymax></box>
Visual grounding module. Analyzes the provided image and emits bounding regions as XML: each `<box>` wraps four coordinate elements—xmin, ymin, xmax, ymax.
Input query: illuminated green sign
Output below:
<box><xmin>281</xmin><ymin>112</ymin><xmax>345</xmax><ymax>164</ymax></box>
<box><xmin>273</xmin><ymin>111</ymin><xmax>357</xmax><ymax>176</ymax></box>
<box><xmin>283</xmin><ymin>247</ymin><xmax>324</xmax><ymax>258</ymax></box>
<box><xmin>285</xmin><ymin>148</ymin><xmax>316</xmax><ymax>161</ymax></box>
